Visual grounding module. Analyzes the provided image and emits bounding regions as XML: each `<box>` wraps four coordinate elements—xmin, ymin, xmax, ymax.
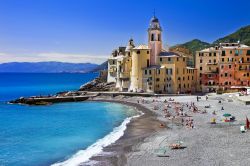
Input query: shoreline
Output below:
<box><xmin>85</xmin><ymin>98</ymin><xmax>167</xmax><ymax>166</ymax></box>
<box><xmin>84</xmin><ymin>94</ymin><xmax>250</xmax><ymax>166</ymax></box>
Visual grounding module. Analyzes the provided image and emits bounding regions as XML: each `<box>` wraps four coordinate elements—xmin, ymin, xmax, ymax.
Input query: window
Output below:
<box><xmin>222</xmin><ymin>50</ymin><xmax>226</xmax><ymax>56</ymax></box>
<box><xmin>239</xmin><ymin>50</ymin><xmax>243</xmax><ymax>55</ymax></box>
<box><xmin>137</xmin><ymin>50</ymin><xmax>140</xmax><ymax>54</ymax></box>
<box><xmin>183</xmin><ymin>77</ymin><xmax>185</xmax><ymax>81</ymax></box>
<box><xmin>160</xmin><ymin>58</ymin><xmax>162</xmax><ymax>62</ymax></box>
<box><xmin>225</xmin><ymin>73</ymin><xmax>228</xmax><ymax>77</ymax></box>
<box><xmin>149</xmin><ymin>70</ymin><xmax>151</xmax><ymax>75</ymax></box>
<box><xmin>168</xmin><ymin>57</ymin><xmax>171</xmax><ymax>61</ymax></box>
<box><xmin>200</xmin><ymin>67</ymin><xmax>202</xmax><ymax>70</ymax></box>
<box><xmin>166</xmin><ymin>69</ymin><xmax>173</xmax><ymax>75</ymax></box>
<box><xmin>145</xmin><ymin>70</ymin><xmax>147</xmax><ymax>75</ymax></box>
<box><xmin>158</xmin><ymin>70</ymin><xmax>160</xmax><ymax>74</ymax></box>
<box><xmin>112</xmin><ymin>60</ymin><xmax>115</xmax><ymax>64</ymax></box>
<box><xmin>235</xmin><ymin>50</ymin><xmax>239</xmax><ymax>56</ymax></box>
<box><xmin>209</xmin><ymin>53</ymin><xmax>212</xmax><ymax>56</ymax></box>
<box><xmin>177</xmin><ymin>57</ymin><xmax>179</xmax><ymax>61</ymax></box>
<box><xmin>209</xmin><ymin>60</ymin><xmax>211</xmax><ymax>63</ymax></box>
<box><xmin>151</xmin><ymin>34</ymin><xmax>154</xmax><ymax>41</ymax></box>
<box><xmin>200</xmin><ymin>59</ymin><xmax>203</xmax><ymax>63</ymax></box>
<box><xmin>214</xmin><ymin>52</ymin><xmax>216</xmax><ymax>56</ymax></box>
<box><xmin>183</xmin><ymin>58</ymin><xmax>185</xmax><ymax>62</ymax></box>
<box><xmin>158</xmin><ymin>34</ymin><xmax>161</xmax><ymax>41</ymax></box>
<box><xmin>247</xmin><ymin>50</ymin><xmax>250</xmax><ymax>55</ymax></box>
<box><xmin>177</xmin><ymin>68</ymin><xmax>179</xmax><ymax>74</ymax></box>
<box><xmin>230</xmin><ymin>50</ymin><xmax>232</xmax><ymax>54</ymax></box>
<box><xmin>229</xmin><ymin>65</ymin><xmax>231</xmax><ymax>69</ymax></box>
<box><xmin>188</xmin><ymin>76</ymin><xmax>190</xmax><ymax>80</ymax></box>
<box><xmin>214</xmin><ymin>59</ymin><xmax>216</xmax><ymax>63</ymax></box>
<box><xmin>147</xmin><ymin>51</ymin><xmax>149</xmax><ymax>54</ymax></box>
<box><xmin>147</xmin><ymin>59</ymin><xmax>149</xmax><ymax>67</ymax></box>
<box><xmin>222</xmin><ymin>58</ymin><xmax>224</xmax><ymax>62</ymax></box>
<box><xmin>156</xmin><ymin>78</ymin><xmax>160</xmax><ymax>82</ymax></box>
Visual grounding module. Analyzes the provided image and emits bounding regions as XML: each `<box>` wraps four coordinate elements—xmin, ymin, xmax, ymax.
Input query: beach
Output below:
<box><xmin>85</xmin><ymin>93</ymin><xmax>250</xmax><ymax>166</ymax></box>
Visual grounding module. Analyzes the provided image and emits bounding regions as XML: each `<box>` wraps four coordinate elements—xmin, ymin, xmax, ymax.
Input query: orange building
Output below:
<box><xmin>196</xmin><ymin>42</ymin><xmax>250</xmax><ymax>93</ymax></box>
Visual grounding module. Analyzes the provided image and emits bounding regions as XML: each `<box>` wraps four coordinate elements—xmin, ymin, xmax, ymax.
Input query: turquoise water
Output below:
<box><xmin>0</xmin><ymin>73</ymin><xmax>137</xmax><ymax>166</ymax></box>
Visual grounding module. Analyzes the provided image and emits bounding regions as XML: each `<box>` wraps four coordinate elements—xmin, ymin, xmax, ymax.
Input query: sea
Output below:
<box><xmin>0</xmin><ymin>73</ymin><xmax>138</xmax><ymax>166</ymax></box>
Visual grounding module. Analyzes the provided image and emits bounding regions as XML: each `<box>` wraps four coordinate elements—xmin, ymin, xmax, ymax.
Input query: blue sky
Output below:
<box><xmin>0</xmin><ymin>0</ymin><xmax>250</xmax><ymax>64</ymax></box>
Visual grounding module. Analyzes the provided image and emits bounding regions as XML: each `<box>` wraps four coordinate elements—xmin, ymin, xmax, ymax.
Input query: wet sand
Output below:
<box><xmin>82</xmin><ymin>97</ymin><xmax>166</xmax><ymax>166</ymax></box>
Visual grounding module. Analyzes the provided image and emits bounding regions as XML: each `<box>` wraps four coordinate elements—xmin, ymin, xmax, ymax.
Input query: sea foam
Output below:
<box><xmin>52</xmin><ymin>111</ymin><xmax>142</xmax><ymax>166</ymax></box>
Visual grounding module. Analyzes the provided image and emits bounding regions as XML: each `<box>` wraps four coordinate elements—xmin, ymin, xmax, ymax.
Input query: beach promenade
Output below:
<box><xmin>88</xmin><ymin>93</ymin><xmax>250</xmax><ymax>166</ymax></box>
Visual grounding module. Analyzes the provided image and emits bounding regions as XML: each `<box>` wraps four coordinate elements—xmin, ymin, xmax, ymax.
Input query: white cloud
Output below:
<box><xmin>0</xmin><ymin>52</ymin><xmax>108</xmax><ymax>64</ymax></box>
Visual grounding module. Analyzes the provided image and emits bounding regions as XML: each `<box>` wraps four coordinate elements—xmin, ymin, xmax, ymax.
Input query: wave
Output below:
<box><xmin>51</xmin><ymin>111</ymin><xmax>143</xmax><ymax>166</ymax></box>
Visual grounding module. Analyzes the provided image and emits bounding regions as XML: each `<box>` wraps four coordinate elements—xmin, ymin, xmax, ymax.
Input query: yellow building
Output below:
<box><xmin>107</xmin><ymin>15</ymin><xmax>197</xmax><ymax>94</ymax></box>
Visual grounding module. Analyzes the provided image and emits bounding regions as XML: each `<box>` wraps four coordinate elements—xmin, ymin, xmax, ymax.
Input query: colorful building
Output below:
<box><xmin>107</xmin><ymin>16</ymin><xmax>197</xmax><ymax>94</ymax></box>
<box><xmin>196</xmin><ymin>42</ymin><xmax>250</xmax><ymax>92</ymax></box>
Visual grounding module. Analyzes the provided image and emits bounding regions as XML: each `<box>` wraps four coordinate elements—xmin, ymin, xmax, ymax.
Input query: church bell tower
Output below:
<box><xmin>148</xmin><ymin>14</ymin><xmax>162</xmax><ymax>65</ymax></box>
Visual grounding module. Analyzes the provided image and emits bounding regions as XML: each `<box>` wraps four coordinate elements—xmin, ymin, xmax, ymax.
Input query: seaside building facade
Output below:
<box><xmin>196</xmin><ymin>42</ymin><xmax>250</xmax><ymax>92</ymax></box>
<box><xmin>107</xmin><ymin>16</ymin><xmax>197</xmax><ymax>94</ymax></box>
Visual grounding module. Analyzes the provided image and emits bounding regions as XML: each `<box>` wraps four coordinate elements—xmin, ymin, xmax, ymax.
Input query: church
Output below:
<box><xmin>107</xmin><ymin>15</ymin><xmax>197</xmax><ymax>94</ymax></box>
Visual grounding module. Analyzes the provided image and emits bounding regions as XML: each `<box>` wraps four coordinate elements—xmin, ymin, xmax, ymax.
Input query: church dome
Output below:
<box><xmin>151</xmin><ymin>16</ymin><xmax>159</xmax><ymax>23</ymax></box>
<box><xmin>149</xmin><ymin>16</ymin><xmax>161</xmax><ymax>30</ymax></box>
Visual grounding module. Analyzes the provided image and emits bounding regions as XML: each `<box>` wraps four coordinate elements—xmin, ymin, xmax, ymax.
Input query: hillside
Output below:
<box><xmin>171</xmin><ymin>39</ymin><xmax>210</xmax><ymax>55</ymax></box>
<box><xmin>91</xmin><ymin>60</ymin><xmax>108</xmax><ymax>72</ymax></box>
<box><xmin>213</xmin><ymin>25</ymin><xmax>250</xmax><ymax>45</ymax></box>
<box><xmin>0</xmin><ymin>62</ymin><xmax>98</xmax><ymax>73</ymax></box>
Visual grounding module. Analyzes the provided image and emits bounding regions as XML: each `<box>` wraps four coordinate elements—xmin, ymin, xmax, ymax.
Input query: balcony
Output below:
<box><xmin>119</xmin><ymin>72</ymin><xmax>130</xmax><ymax>79</ymax></box>
<box><xmin>238</xmin><ymin>68</ymin><xmax>250</xmax><ymax>71</ymax></box>
<box><xmin>206</xmin><ymin>62</ymin><xmax>218</xmax><ymax>65</ymax></box>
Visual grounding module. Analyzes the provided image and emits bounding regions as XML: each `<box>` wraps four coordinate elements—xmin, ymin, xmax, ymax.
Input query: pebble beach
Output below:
<box><xmin>87</xmin><ymin>93</ymin><xmax>250</xmax><ymax>166</ymax></box>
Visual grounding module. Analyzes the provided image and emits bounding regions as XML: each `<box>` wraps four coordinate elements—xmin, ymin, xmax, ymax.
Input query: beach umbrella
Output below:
<box><xmin>223</xmin><ymin>113</ymin><xmax>231</xmax><ymax>117</ymax></box>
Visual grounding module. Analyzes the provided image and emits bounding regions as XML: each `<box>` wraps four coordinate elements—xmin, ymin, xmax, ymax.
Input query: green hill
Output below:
<box><xmin>171</xmin><ymin>39</ymin><xmax>210</xmax><ymax>55</ymax></box>
<box><xmin>213</xmin><ymin>25</ymin><xmax>250</xmax><ymax>45</ymax></box>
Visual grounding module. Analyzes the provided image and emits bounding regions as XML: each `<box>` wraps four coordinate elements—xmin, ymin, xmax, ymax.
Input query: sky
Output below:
<box><xmin>0</xmin><ymin>0</ymin><xmax>250</xmax><ymax>64</ymax></box>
